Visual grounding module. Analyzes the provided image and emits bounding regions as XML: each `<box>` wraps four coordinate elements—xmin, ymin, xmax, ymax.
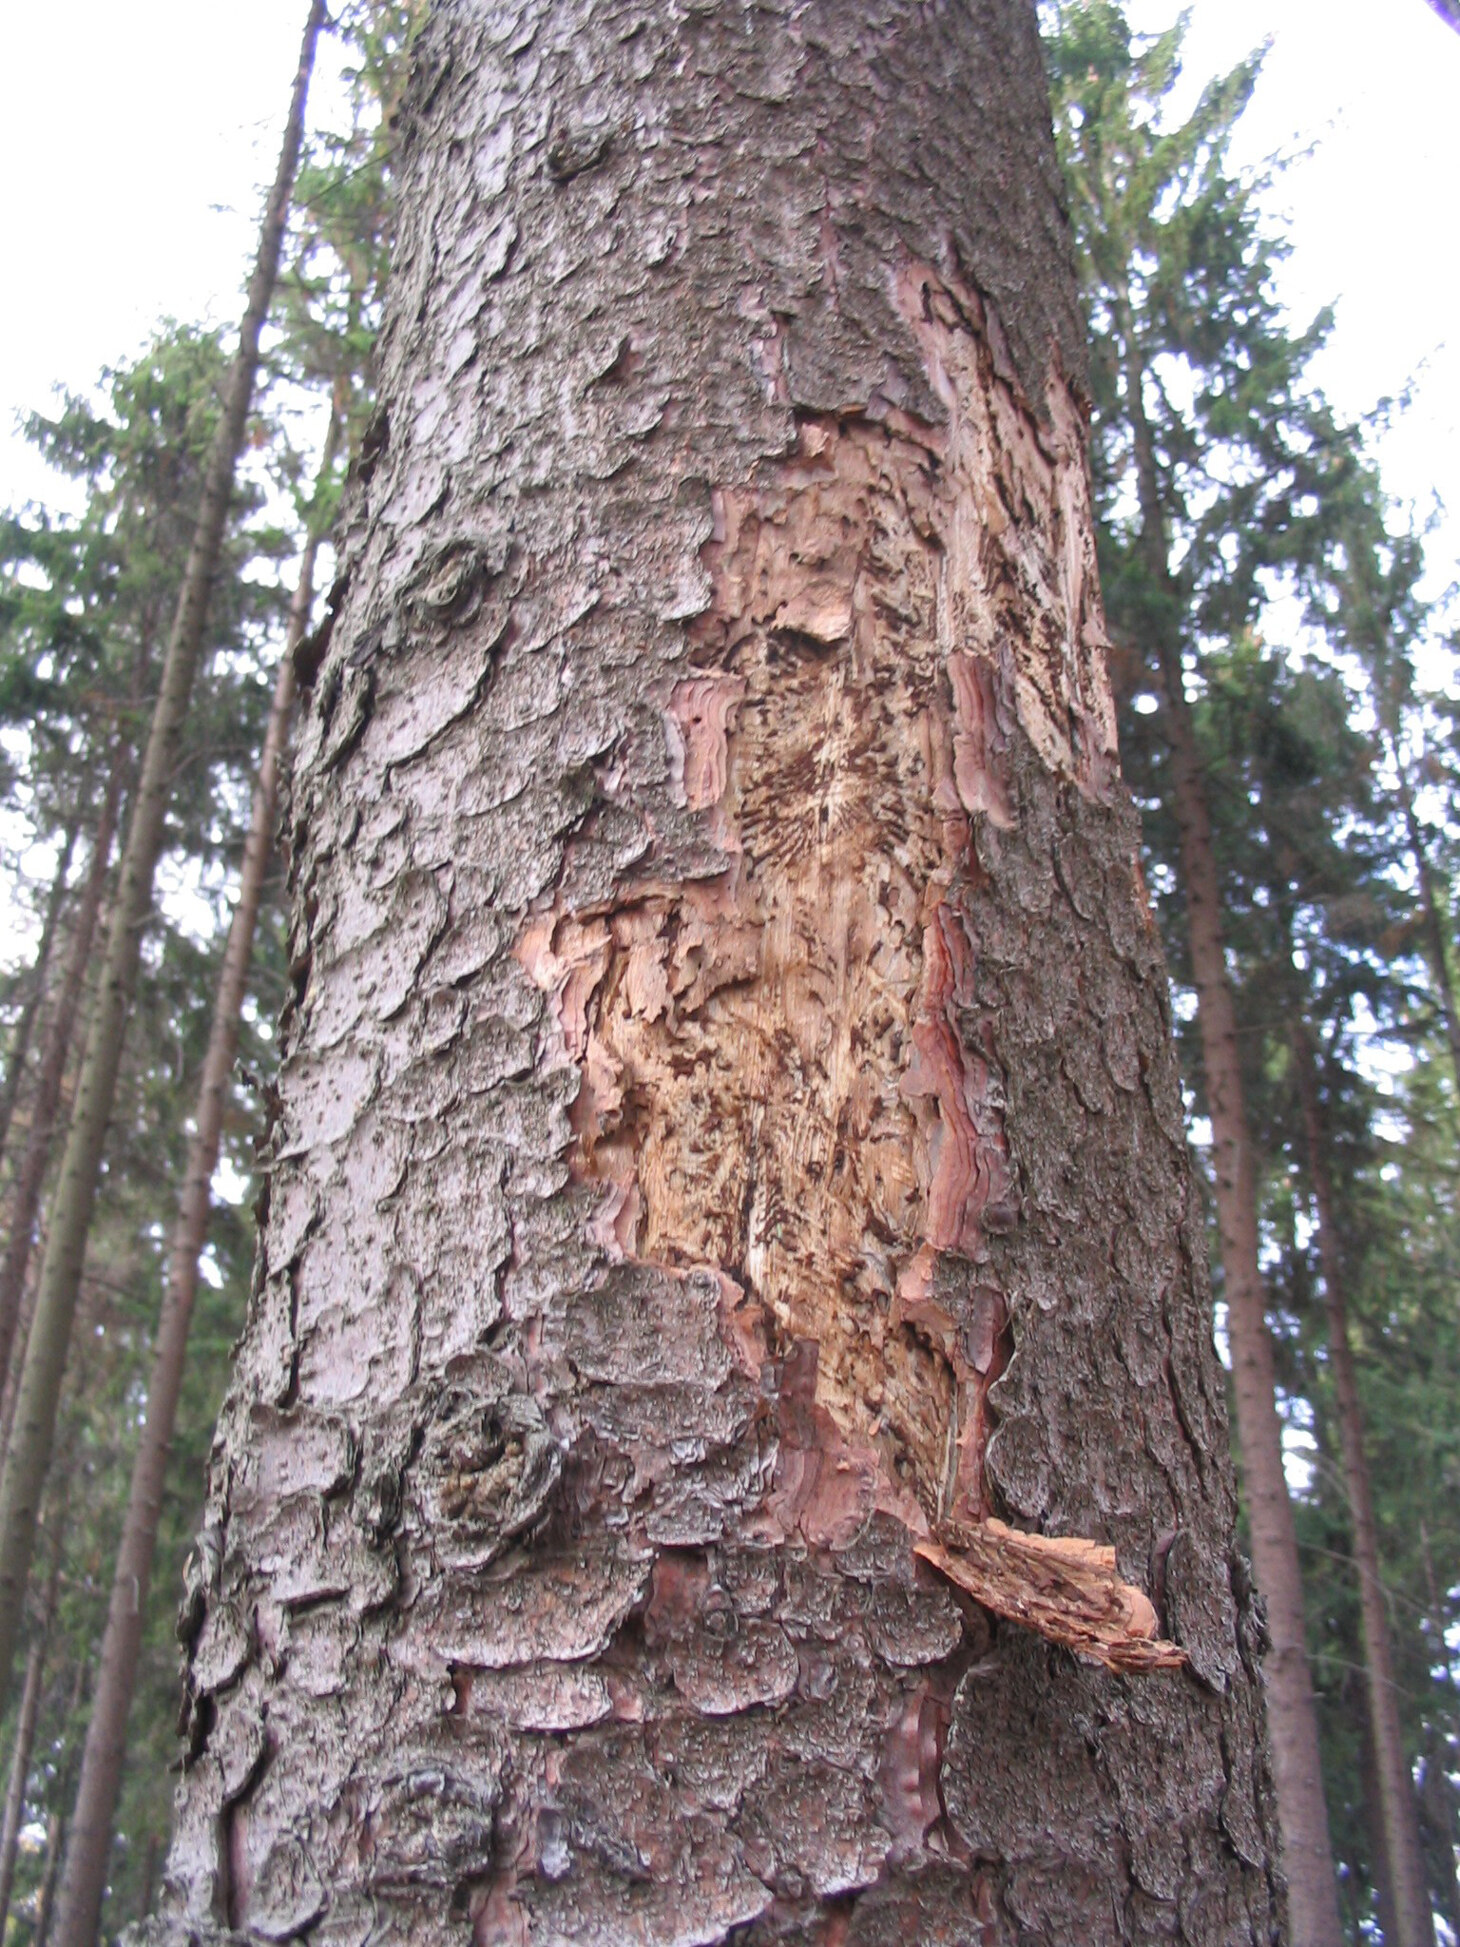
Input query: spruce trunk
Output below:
<box><xmin>1115</xmin><ymin>286</ymin><xmax>1341</xmax><ymax>1944</ymax></box>
<box><xmin>0</xmin><ymin>0</ymin><xmax>326</xmax><ymax>1710</ymax></box>
<box><xmin>0</xmin><ymin>754</ymin><xmax>125</xmax><ymax>1394</ymax></box>
<box><xmin>1294</xmin><ymin>1028</ymin><xmax>1435</xmax><ymax>1947</ymax></box>
<box><xmin>1156</xmin><ymin>660</ymin><xmax>1342</xmax><ymax>1945</ymax></box>
<box><xmin>52</xmin><ymin>497</ymin><xmax>330</xmax><ymax>1947</ymax></box>
<box><xmin>1398</xmin><ymin>773</ymin><xmax>1460</xmax><ymax>1087</ymax></box>
<box><xmin>0</xmin><ymin>1612</ymin><xmax>51</xmax><ymax>1937</ymax></box>
<box><xmin>33</xmin><ymin>1655</ymin><xmax>87</xmax><ymax>1947</ymax></box>
<box><xmin>0</xmin><ymin>818</ymin><xmax>80</xmax><ymax>1177</ymax></box>
<box><xmin>152</xmin><ymin>5</ymin><xmax>1281</xmax><ymax>1940</ymax></box>
<box><xmin>0</xmin><ymin>1496</ymin><xmax>66</xmax><ymax>1939</ymax></box>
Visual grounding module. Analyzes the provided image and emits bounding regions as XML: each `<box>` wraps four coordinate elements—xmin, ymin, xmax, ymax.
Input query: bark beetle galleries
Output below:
<box><xmin>156</xmin><ymin>4</ymin><xmax>1282</xmax><ymax>1940</ymax></box>
<box><xmin>519</xmin><ymin>263</ymin><xmax>1126</xmax><ymax>1556</ymax></box>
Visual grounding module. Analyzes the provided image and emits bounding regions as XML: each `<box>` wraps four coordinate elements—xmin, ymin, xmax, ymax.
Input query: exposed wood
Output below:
<box><xmin>917</xmin><ymin>1520</ymin><xmax>1184</xmax><ymax>1673</ymax></box>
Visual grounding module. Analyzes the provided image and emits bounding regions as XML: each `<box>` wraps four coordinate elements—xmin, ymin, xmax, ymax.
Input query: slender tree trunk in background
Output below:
<box><xmin>0</xmin><ymin>820</ymin><xmax>80</xmax><ymax>1178</ymax></box>
<box><xmin>0</xmin><ymin>1630</ymin><xmax>47</xmax><ymax>1937</ymax></box>
<box><xmin>1397</xmin><ymin>769</ymin><xmax>1460</xmax><ymax>1087</ymax></box>
<box><xmin>52</xmin><ymin>461</ymin><xmax>336</xmax><ymax>1947</ymax></box>
<box><xmin>0</xmin><ymin>1562</ymin><xmax>59</xmax><ymax>1941</ymax></box>
<box><xmin>1420</xmin><ymin>1739</ymin><xmax>1460</xmax><ymax>1935</ymax></box>
<box><xmin>1115</xmin><ymin>298</ymin><xmax>1341</xmax><ymax>1943</ymax></box>
<box><xmin>1360</xmin><ymin>1699</ymin><xmax>1402</xmax><ymax>1946</ymax></box>
<box><xmin>149</xmin><ymin>6</ymin><xmax>1282</xmax><ymax>1941</ymax></box>
<box><xmin>0</xmin><ymin>1488</ymin><xmax>67</xmax><ymax>1939</ymax></box>
<box><xmin>0</xmin><ymin>0</ymin><xmax>326</xmax><ymax>1714</ymax></box>
<box><xmin>1293</xmin><ymin>1028</ymin><xmax>1435</xmax><ymax>1947</ymax></box>
<box><xmin>32</xmin><ymin>1656</ymin><xmax>86</xmax><ymax>1947</ymax></box>
<box><xmin>1154</xmin><ymin>654</ymin><xmax>1341</xmax><ymax>1944</ymax></box>
<box><xmin>137</xmin><ymin>1833</ymin><xmax>161</xmax><ymax>1928</ymax></box>
<box><xmin>0</xmin><ymin>757</ymin><xmax>125</xmax><ymax>1397</ymax></box>
<box><xmin>1417</xmin><ymin>1523</ymin><xmax>1460</xmax><ymax>1932</ymax></box>
<box><xmin>34</xmin><ymin>1810</ymin><xmax>65</xmax><ymax>1947</ymax></box>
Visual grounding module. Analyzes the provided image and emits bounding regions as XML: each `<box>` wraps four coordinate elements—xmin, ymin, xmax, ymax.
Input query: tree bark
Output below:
<box><xmin>1293</xmin><ymin>1026</ymin><xmax>1435</xmax><ymax>1947</ymax></box>
<box><xmin>52</xmin><ymin>445</ymin><xmax>336</xmax><ymax>1947</ymax></box>
<box><xmin>0</xmin><ymin>819</ymin><xmax>80</xmax><ymax>1180</ymax></box>
<box><xmin>0</xmin><ymin>754</ymin><xmax>125</xmax><ymax>1398</ymax></box>
<box><xmin>0</xmin><ymin>0</ymin><xmax>326</xmax><ymax>1714</ymax></box>
<box><xmin>151</xmin><ymin>5</ymin><xmax>1281</xmax><ymax>1941</ymax></box>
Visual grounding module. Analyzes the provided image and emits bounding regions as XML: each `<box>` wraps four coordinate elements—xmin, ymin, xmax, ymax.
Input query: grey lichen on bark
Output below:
<box><xmin>150</xmin><ymin>3</ymin><xmax>1282</xmax><ymax>1942</ymax></box>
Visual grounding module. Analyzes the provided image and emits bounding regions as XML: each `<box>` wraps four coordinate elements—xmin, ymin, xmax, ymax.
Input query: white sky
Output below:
<box><xmin>0</xmin><ymin>1</ymin><xmax>1456</xmax><ymax>578</ymax></box>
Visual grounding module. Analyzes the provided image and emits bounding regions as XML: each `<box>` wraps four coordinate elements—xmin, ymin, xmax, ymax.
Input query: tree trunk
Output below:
<box><xmin>1113</xmin><ymin>287</ymin><xmax>1341</xmax><ymax>1943</ymax></box>
<box><xmin>1360</xmin><ymin>1695</ymin><xmax>1402</xmax><ymax>1946</ymax></box>
<box><xmin>1396</xmin><ymin>767</ymin><xmax>1460</xmax><ymax>1087</ymax></box>
<box><xmin>52</xmin><ymin>452</ymin><xmax>336</xmax><ymax>1947</ymax></box>
<box><xmin>34</xmin><ymin>1809</ymin><xmax>65</xmax><ymax>1947</ymax></box>
<box><xmin>151</xmin><ymin>6</ymin><xmax>1281</xmax><ymax>1941</ymax></box>
<box><xmin>0</xmin><ymin>818</ymin><xmax>80</xmax><ymax>1180</ymax></box>
<box><xmin>1417</xmin><ymin>1522</ymin><xmax>1460</xmax><ymax>1933</ymax></box>
<box><xmin>137</xmin><ymin>1833</ymin><xmax>161</xmax><ymax>1928</ymax></box>
<box><xmin>0</xmin><ymin>754</ymin><xmax>125</xmax><ymax>1397</ymax></box>
<box><xmin>0</xmin><ymin>0</ymin><xmax>326</xmax><ymax>1713</ymax></box>
<box><xmin>1154</xmin><ymin>656</ymin><xmax>1342</xmax><ymax>1944</ymax></box>
<box><xmin>0</xmin><ymin>1590</ymin><xmax>56</xmax><ymax>1939</ymax></box>
<box><xmin>31</xmin><ymin>1654</ymin><xmax>87</xmax><ymax>1947</ymax></box>
<box><xmin>1293</xmin><ymin>1026</ymin><xmax>1435</xmax><ymax>1947</ymax></box>
<box><xmin>1419</xmin><ymin>1738</ymin><xmax>1460</xmax><ymax>1936</ymax></box>
<box><xmin>0</xmin><ymin>1487</ymin><xmax>68</xmax><ymax>1940</ymax></box>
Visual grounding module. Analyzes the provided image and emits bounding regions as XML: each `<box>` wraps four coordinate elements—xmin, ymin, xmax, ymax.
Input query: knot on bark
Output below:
<box><xmin>403</xmin><ymin>535</ymin><xmax>511</xmax><ymax>635</ymax></box>
<box><xmin>546</xmin><ymin>121</ymin><xmax>611</xmax><ymax>182</ymax></box>
<box><xmin>413</xmin><ymin>1387</ymin><xmax>562</xmax><ymax>1571</ymax></box>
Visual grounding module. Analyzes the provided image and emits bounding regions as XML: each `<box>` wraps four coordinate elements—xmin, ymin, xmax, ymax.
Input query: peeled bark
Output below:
<box><xmin>0</xmin><ymin>819</ymin><xmax>80</xmax><ymax>1178</ymax></box>
<box><xmin>52</xmin><ymin>477</ymin><xmax>334</xmax><ymax>1947</ymax></box>
<box><xmin>151</xmin><ymin>5</ymin><xmax>1281</xmax><ymax>1941</ymax></box>
<box><xmin>1294</xmin><ymin>1028</ymin><xmax>1435</xmax><ymax>1947</ymax></box>
<box><xmin>0</xmin><ymin>0</ymin><xmax>326</xmax><ymax>1713</ymax></box>
<box><xmin>0</xmin><ymin>755</ymin><xmax>125</xmax><ymax>1396</ymax></box>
